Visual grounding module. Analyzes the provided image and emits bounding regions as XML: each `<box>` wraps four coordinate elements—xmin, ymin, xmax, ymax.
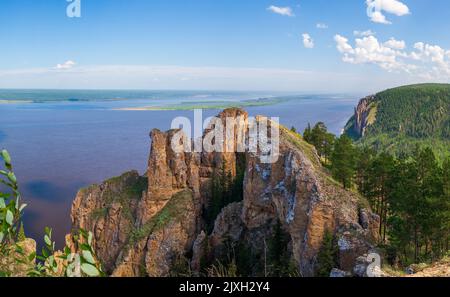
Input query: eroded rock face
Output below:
<box><xmin>69</xmin><ymin>108</ymin><xmax>380</xmax><ymax>277</ymax></box>
<box><xmin>207</xmin><ymin>124</ymin><xmax>380</xmax><ymax>276</ymax></box>
<box><xmin>69</xmin><ymin>109</ymin><xmax>248</xmax><ymax>276</ymax></box>
<box><xmin>69</xmin><ymin>171</ymin><xmax>145</xmax><ymax>273</ymax></box>
<box><xmin>353</xmin><ymin>95</ymin><xmax>376</xmax><ymax>137</ymax></box>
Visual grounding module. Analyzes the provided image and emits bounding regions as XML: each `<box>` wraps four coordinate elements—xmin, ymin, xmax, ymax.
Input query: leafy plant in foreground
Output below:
<box><xmin>0</xmin><ymin>149</ymin><xmax>104</xmax><ymax>277</ymax></box>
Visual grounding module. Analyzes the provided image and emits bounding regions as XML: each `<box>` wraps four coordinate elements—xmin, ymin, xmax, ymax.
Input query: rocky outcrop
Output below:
<box><xmin>350</xmin><ymin>95</ymin><xmax>377</xmax><ymax>138</ymax></box>
<box><xmin>113</xmin><ymin>190</ymin><xmax>197</xmax><ymax>277</ymax></box>
<box><xmin>68</xmin><ymin>108</ymin><xmax>380</xmax><ymax>277</ymax></box>
<box><xmin>206</xmin><ymin>124</ymin><xmax>380</xmax><ymax>276</ymax></box>
<box><xmin>69</xmin><ymin>171</ymin><xmax>146</xmax><ymax>273</ymax></box>
<box><xmin>69</xmin><ymin>109</ymin><xmax>247</xmax><ymax>276</ymax></box>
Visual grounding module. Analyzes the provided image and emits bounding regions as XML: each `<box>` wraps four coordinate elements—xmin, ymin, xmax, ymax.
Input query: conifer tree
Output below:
<box><xmin>330</xmin><ymin>135</ymin><xmax>357</xmax><ymax>189</ymax></box>
<box><xmin>316</xmin><ymin>230</ymin><xmax>337</xmax><ymax>277</ymax></box>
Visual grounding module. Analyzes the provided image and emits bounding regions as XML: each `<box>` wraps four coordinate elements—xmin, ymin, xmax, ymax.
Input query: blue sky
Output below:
<box><xmin>0</xmin><ymin>0</ymin><xmax>449</xmax><ymax>92</ymax></box>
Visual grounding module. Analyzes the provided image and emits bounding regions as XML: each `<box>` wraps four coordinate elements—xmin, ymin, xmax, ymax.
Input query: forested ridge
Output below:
<box><xmin>345</xmin><ymin>84</ymin><xmax>450</xmax><ymax>160</ymax></box>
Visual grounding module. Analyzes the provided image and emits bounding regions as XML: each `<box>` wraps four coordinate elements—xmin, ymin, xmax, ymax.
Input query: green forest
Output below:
<box><xmin>345</xmin><ymin>84</ymin><xmax>450</xmax><ymax>160</ymax></box>
<box><xmin>300</xmin><ymin>122</ymin><xmax>450</xmax><ymax>269</ymax></box>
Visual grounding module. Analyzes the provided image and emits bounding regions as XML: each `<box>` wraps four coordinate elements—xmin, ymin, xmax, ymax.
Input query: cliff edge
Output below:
<box><xmin>68</xmin><ymin>108</ymin><xmax>380</xmax><ymax>277</ymax></box>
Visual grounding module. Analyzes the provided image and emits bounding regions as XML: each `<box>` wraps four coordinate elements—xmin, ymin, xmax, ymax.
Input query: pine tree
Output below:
<box><xmin>366</xmin><ymin>153</ymin><xmax>395</xmax><ymax>241</ymax></box>
<box><xmin>316</xmin><ymin>230</ymin><xmax>337</xmax><ymax>277</ymax></box>
<box><xmin>330</xmin><ymin>135</ymin><xmax>357</xmax><ymax>189</ymax></box>
<box><xmin>268</xmin><ymin>219</ymin><xmax>290</xmax><ymax>276</ymax></box>
<box><xmin>303</xmin><ymin>122</ymin><xmax>335</xmax><ymax>163</ymax></box>
<box><xmin>303</xmin><ymin>123</ymin><xmax>312</xmax><ymax>143</ymax></box>
<box><xmin>355</xmin><ymin>146</ymin><xmax>375</xmax><ymax>196</ymax></box>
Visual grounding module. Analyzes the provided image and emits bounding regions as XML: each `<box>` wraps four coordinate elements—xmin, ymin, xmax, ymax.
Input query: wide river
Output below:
<box><xmin>0</xmin><ymin>90</ymin><xmax>361</xmax><ymax>246</ymax></box>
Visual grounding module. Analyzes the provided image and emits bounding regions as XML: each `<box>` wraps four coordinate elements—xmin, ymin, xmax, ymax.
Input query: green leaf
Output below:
<box><xmin>44</xmin><ymin>235</ymin><xmax>52</xmax><ymax>246</ymax></box>
<box><xmin>0</xmin><ymin>232</ymin><xmax>4</xmax><ymax>243</ymax></box>
<box><xmin>36</xmin><ymin>255</ymin><xmax>47</xmax><ymax>262</ymax></box>
<box><xmin>81</xmin><ymin>263</ymin><xmax>100</xmax><ymax>277</ymax></box>
<box><xmin>0</xmin><ymin>198</ymin><xmax>5</xmax><ymax>209</ymax></box>
<box><xmin>6</xmin><ymin>210</ymin><xmax>14</xmax><ymax>225</ymax></box>
<box><xmin>79</xmin><ymin>243</ymin><xmax>91</xmax><ymax>251</ymax></box>
<box><xmin>82</xmin><ymin>250</ymin><xmax>96</xmax><ymax>264</ymax></box>
<box><xmin>28</xmin><ymin>252</ymin><xmax>36</xmax><ymax>262</ymax></box>
<box><xmin>41</xmin><ymin>248</ymin><xmax>49</xmax><ymax>258</ymax></box>
<box><xmin>1</xmin><ymin>150</ymin><xmax>11</xmax><ymax>165</ymax></box>
<box><xmin>7</xmin><ymin>172</ymin><xmax>17</xmax><ymax>184</ymax></box>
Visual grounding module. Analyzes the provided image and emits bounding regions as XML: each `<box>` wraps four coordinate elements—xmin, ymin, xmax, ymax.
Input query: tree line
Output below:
<box><xmin>297</xmin><ymin>122</ymin><xmax>450</xmax><ymax>266</ymax></box>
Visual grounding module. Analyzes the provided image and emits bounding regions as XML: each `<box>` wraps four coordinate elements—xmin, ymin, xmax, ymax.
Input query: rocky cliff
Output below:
<box><xmin>345</xmin><ymin>95</ymin><xmax>377</xmax><ymax>139</ymax></box>
<box><xmin>68</xmin><ymin>108</ymin><xmax>380</xmax><ymax>277</ymax></box>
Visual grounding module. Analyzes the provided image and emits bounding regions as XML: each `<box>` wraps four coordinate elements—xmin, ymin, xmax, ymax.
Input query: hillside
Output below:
<box><xmin>345</xmin><ymin>84</ymin><xmax>450</xmax><ymax>159</ymax></box>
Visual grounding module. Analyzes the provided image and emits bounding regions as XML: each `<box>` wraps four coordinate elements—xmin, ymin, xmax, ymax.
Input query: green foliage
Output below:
<box><xmin>281</xmin><ymin>126</ymin><xmax>320</xmax><ymax>168</ymax></box>
<box><xmin>0</xmin><ymin>149</ymin><xmax>104</xmax><ymax>277</ymax></box>
<box><xmin>235</xmin><ymin>241</ymin><xmax>253</xmax><ymax>276</ymax></box>
<box><xmin>346</xmin><ymin>84</ymin><xmax>450</xmax><ymax>160</ymax></box>
<box><xmin>206</xmin><ymin>260</ymin><xmax>239</xmax><ymax>277</ymax></box>
<box><xmin>316</xmin><ymin>230</ymin><xmax>337</xmax><ymax>277</ymax></box>
<box><xmin>204</xmin><ymin>155</ymin><xmax>246</xmax><ymax>233</ymax></box>
<box><xmin>368</xmin><ymin>84</ymin><xmax>450</xmax><ymax>139</ymax></box>
<box><xmin>359</xmin><ymin>152</ymin><xmax>395</xmax><ymax>242</ymax></box>
<box><xmin>169</xmin><ymin>254</ymin><xmax>192</xmax><ymax>277</ymax></box>
<box><xmin>0</xmin><ymin>149</ymin><xmax>27</xmax><ymax>249</ymax></box>
<box><xmin>30</xmin><ymin>227</ymin><xmax>105</xmax><ymax>277</ymax></box>
<box><xmin>131</xmin><ymin>190</ymin><xmax>193</xmax><ymax>243</ymax></box>
<box><xmin>302</xmin><ymin>107</ymin><xmax>449</xmax><ymax>268</ymax></box>
<box><xmin>267</xmin><ymin>219</ymin><xmax>292</xmax><ymax>277</ymax></box>
<box><xmin>386</xmin><ymin>148</ymin><xmax>450</xmax><ymax>264</ymax></box>
<box><xmin>330</xmin><ymin>135</ymin><xmax>358</xmax><ymax>189</ymax></box>
<box><xmin>303</xmin><ymin>122</ymin><xmax>336</xmax><ymax>163</ymax></box>
<box><xmin>353</xmin><ymin>145</ymin><xmax>450</xmax><ymax>266</ymax></box>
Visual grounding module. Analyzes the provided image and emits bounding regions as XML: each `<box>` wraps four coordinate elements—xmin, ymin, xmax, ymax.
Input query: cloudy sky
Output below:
<box><xmin>0</xmin><ymin>0</ymin><xmax>449</xmax><ymax>93</ymax></box>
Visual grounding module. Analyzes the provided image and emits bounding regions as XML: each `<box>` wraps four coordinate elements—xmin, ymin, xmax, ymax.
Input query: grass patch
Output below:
<box><xmin>280</xmin><ymin>126</ymin><xmax>321</xmax><ymax>168</ymax></box>
<box><xmin>366</xmin><ymin>102</ymin><xmax>378</xmax><ymax>125</ymax></box>
<box><xmin>84</xmin><ymin>171</ymin><xmax>147</xmax><ymax>223</ymax></box>
<box><xmin>130</xmin><ymin>190</ymin><xmax>194</xmax><ymax>244</ymax></box>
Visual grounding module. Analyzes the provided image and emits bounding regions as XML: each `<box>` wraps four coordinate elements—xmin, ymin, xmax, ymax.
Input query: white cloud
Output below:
<box><xmin>370</xmin><ymin>10</ymin><xmax>391</xmax><ymax>24</ymax></box>
<box><xmin>56</xmin><ymin>60</ymin><xmax>76</xmax><ymax>70</ymax></box>
<box><xmin>267</xmin><ymin>5</ymin><xmax>294</xmax><ymax>17</ymax></box>
<box><xmin>383</xmin><ymin>38</ymin><xmax>406</xmax><ymax>50</ymax></box>
<box><xmin>334</xmin><ymin>33</ymin><xmax>450</xmax><ymax>79</ymax></box>
<box><xmin>353</xmin><ymin>30</ymin><xmax>376</xmax><ymax>37</ymax></box>
<box><xmin>334</xmin><ymin>35</ymin><xmax>354</xmax><ymax>54</ymax></box>
<box><xmin>366</xmin><ymin>0</ymin><xmax>410</xmax><ymax>24</ymax></box>
<box><xmin>316</xmin><ymin>23</ymin><xmax>328</xmax><ymax>29</ymax></box>
<box><xmin>302</xmin><ymin>33</ymin><xmax>314</xmax><ymax>49</ymax></box>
